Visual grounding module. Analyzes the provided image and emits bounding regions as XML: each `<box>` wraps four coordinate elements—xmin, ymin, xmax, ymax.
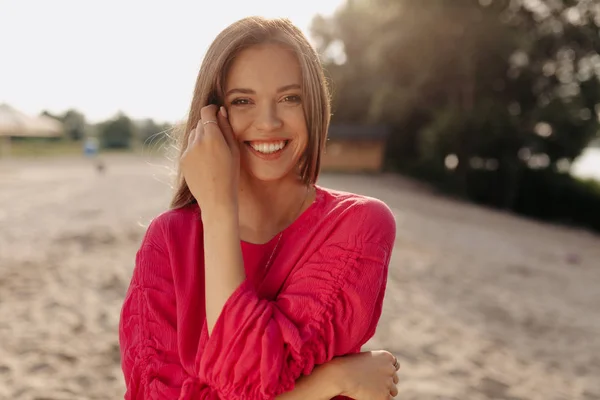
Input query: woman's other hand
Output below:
<box><xmin>181</xmin><ymin>105</ymin><xmax>240</xmax><ymax>212</ymax></box>
<box><xmin>328</xmin><ymin>350</ymin><xmax>400</xmax><ymax>399</ymax></box>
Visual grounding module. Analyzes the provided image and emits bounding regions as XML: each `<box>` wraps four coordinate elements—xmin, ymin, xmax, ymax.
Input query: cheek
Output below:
<box><xmin>228</xmin><ymin>112</ymin><xmax>250</xmax><ymax>138</ymax></box>
<box><xmin>296</xmin><ymin>119</ymin><xmax>309</xmax><ymax>142</ymax></box>
<box><xmin>285</xmin><ymin>108</ymin><xmax>308</xmax><ymax>134</ymax></box>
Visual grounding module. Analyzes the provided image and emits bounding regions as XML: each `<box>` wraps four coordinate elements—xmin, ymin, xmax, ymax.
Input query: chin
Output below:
<box><xmin>243</xmin><ymin>164</ymin><xmax>297</xmax><ymax>183</ymax></box>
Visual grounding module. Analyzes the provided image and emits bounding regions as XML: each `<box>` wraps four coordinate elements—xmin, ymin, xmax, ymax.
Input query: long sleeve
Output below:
<box><xmin>119</xmin><ymin>221</ymin><xmax>201</xmax><ymax>400</ymax></box>
<box><xmin>119</xmin><ymin>194</ymin><xmax>396</xmax><ymax>400</ymax></box>
<box><xmin>198</xmin><ymin>201</ymin><xmax>395</xmax><ymax>400</ymax></box>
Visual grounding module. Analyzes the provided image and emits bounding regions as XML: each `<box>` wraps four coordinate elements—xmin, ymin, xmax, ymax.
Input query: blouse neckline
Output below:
<box><xmin>241</xmin><ymin>185</ymin><xmax>325</xmax><ymax>248</ymax></box>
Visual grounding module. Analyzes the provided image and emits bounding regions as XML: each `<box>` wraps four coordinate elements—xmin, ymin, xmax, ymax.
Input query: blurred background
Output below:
<box><xmin>1</xmin><ymin>0</ymin><xmax>599</xmax><ymax>399</ymax></box>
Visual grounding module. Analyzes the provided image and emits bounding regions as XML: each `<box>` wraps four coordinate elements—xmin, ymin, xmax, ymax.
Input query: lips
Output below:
<box><xmin>244</xmin><ymin>139</ymin><xmax>290</xmax><ymax>160</ymax></box>
<box><xmin>245</xmin><ymin>140</ymin><xmax>289</xmax><ymax>154</ymax></box>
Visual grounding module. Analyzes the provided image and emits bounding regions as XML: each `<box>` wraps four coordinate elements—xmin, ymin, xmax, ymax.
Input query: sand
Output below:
<box><xmin>0</xmin><ymin>154</ymin><xmax>598</xmax><ymax>400</ymax></box>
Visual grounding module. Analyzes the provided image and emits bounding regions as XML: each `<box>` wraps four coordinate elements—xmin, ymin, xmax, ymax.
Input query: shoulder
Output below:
<box><xmin>317</xmin><ymin>186</ymin><xmax>396</xmax><ymax>248</ymax></box>
<box><xmin>140</xmin><ymin>203</ymin><xmax>200</xmax><ymax>250</ymax></box>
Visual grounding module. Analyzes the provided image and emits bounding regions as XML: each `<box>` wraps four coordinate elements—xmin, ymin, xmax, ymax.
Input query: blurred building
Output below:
<box><xmin>0</xmin><ymin>104</ymin><xmax>65</xmax><ymax>157</ymax></box>
<box><xmin>0</xmin><ymin>104</ymin><xmax>64</xmax><ymax>138</ymax></box>
<box><xmin>322</xmin><ymin>124</ymin><xmax>390</xmax><ymax>173</ymax></box>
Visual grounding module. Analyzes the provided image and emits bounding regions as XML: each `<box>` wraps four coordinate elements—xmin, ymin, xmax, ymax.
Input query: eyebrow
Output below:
<box><xmin>225</xmin><ymin>84</ymin><xmax>301</xmax><ymax>97</ymax></box>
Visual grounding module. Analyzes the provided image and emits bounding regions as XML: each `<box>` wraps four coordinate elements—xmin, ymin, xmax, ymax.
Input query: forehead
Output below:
<box><xmin>225</xmin><ymin>44</ymin><xmax>302</xmax><ymax>90</ymax></box>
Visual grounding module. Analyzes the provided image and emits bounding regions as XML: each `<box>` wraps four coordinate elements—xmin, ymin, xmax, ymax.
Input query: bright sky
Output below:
<box><xmin>0</xmin><ymin>0</ymin><xmax>344</xmax><ymax>124</ymax></box>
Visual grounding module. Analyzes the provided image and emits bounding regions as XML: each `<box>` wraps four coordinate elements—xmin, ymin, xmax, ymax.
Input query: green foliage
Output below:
<box><xmin>41</xmin><ymin>109</ymin><xmax>87</xmax><ymax>141</ymax></box>
<box><xmin>136</xmin><ymin>118</ymin><xmax>172</xmax><ymax>150</ymax></box>
<box><xmin>98</xmin><ymin>113</ymin><xmax>136</xmax><ymax>149</ymax></box>
<box><xmin>512</xmin><ymin>169</ymin><xmax>600</xmax><ymax>232</ymax></box>
<box><xmin>8</xmin><ymin>109</ymin><xmax>174</xmax><ymax>157</ymax></box>
<box><xmin>62</xmin><ymin>109</ymin><xmax>86</xmax><ymax>141</ymax></box>
<box><xmin>312</xmin><ymin>0</ymin><xmax>600</xmax><ymax>231</ymax></box>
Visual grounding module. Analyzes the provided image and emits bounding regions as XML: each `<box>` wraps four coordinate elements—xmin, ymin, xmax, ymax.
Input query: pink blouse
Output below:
<box><xmin>119</xmin><ymin>185</ymin><xmax>396</xmax><ymax>399</ymax></box>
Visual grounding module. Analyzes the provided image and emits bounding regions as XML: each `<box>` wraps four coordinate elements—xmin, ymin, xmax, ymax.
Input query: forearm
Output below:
<box><xmin>202</xmin><ymin>203</ymin><xmax>245</xmax><ymax>334</ymax></box>
<box><xmin>202</xmin><ymin>213</ymin><xmax>344</xmax><ymax>398</ymax></box>
<box><xmin>275</xmin><ymin>363</ymin><xmax>342</xmax><ymax>400</ymax></box>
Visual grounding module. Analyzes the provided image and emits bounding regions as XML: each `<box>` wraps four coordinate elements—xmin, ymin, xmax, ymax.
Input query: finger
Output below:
<box><xmin>191</xmin><ymin>117</ymin><xmax>206</xmax><ymax>141</ymax></box>
<box><xmin>382</xmin><ymin>351</ymin><xmax>395</xmax><ymax>364</ymax></box>
<box><xmin>393</xmin><ymin>371</ymin><xmax>399</xmax><ymax>384</ymax></box>
<box><xmin>389</xmin><ymin>379</ymin><xmax>399</xmax><ymax>397</ymax></box>
<box><xmin>393</xmin><ymin>356</ymin><xmax>400</xmax><ymax>371</ymax></box>
<box><xmin>187</xmin><ymin>124</ymin><xmax>198</xmax><ymax>148</ymax></box>
<box><xmin>199</xmin><ymin>105</ymin><xmax>220</xmax><ymax>136</ymax></box>
<box><xmin>217</xmin><ymin>106</ymin><xmax>238</xmax><ymax>153</ymax></box>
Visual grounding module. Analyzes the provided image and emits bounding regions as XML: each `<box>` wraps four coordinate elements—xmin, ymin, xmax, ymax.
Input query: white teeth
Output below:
<box><xmin>250</xmin><ymin>141</ymin><xmax>286</xmax><ymax>154</ymax></box>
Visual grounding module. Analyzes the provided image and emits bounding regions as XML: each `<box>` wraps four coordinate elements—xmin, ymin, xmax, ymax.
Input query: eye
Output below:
<box><xmin>231</xmin><ymin>98</ymin><xmax>252</xmax><ymax>106</ymax></box>
<box><xmin>282</xmin><ymin>95</ymin><xmax>302</xmax><ymax>104</ymax></box>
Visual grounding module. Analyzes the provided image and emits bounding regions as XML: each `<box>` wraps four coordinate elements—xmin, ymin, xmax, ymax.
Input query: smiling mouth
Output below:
<box><xmin>244</xmin><ymin>140</ymin><xmax>290</xmax><ymax>154</ymax></box>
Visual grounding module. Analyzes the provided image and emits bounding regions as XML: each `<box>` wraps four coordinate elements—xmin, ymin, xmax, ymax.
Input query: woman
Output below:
<box><xmin>119</xmin><ymin>16</ymin><xmax>399</xmax><ymax>399</ymax></box>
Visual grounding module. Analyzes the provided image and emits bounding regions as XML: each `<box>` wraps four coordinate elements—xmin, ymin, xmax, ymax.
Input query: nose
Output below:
<box><xmin>254</xmin><ymin>102</ymin><xmax>283</xmax><ymax>132</ymax></box>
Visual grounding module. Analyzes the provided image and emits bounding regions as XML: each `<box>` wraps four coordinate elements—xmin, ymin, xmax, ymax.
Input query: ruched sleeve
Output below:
<box><xmin>198</xmin><ymin>238</ymin><xmax>393</xmax><ymax>400</ymax></box>
<box><xmin>119</xmin><ymin>222</ymin><xmax>201</xmax><ymax>400</ymax></box>
<box><xmin>119</xmin><ymin>197</ymin><xmax>396</xmax><ymax>400</ymax></box>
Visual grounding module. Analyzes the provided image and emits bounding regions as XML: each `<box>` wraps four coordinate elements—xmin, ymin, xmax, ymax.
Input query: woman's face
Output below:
<box><xmin>224</xmin><ymin>43</ymin><xmax>308</xmax><ymax>183</ymax></box>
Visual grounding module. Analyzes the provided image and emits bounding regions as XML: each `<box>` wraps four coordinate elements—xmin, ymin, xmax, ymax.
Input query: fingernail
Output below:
<box><xmin>220</xmin><ymin>106</ymin><xmax>228</xmax><ymax>118</ymax></box>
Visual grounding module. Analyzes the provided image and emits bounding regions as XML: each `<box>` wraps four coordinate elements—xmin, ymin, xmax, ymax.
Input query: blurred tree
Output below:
<box><xmin>98</xmin><ymin>112</ymin><xmax>135</xmax><ymax>149</ymax></box>
<box><xmin>136</xmin><ymin>118</ymin><xmax>171</xmax><ymax>147</ymax></box>
<box><xmin>312</xmin><ymin>0</ymin><xmax>600</xmax><ymax>209</ymax></box>
<box><xmin>40</xmin><ymin>110</ymin><xmax>61</xmax><ymax>121</ymax></box>
<box><xmin>40</xmin><ymin>109</ymin><xmax>86</xmax><ymax>141</ymax></box>
<box><xmin>61</xmin><ymin>109</ymin><xmax>86</xmax><ymax>141</ymax></box>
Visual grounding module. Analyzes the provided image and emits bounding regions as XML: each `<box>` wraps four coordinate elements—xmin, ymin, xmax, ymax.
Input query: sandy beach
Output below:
<box><xmin>0</xmin><ymin>154</ymin><xmax>599</xmax><ymax>400</ymax></box>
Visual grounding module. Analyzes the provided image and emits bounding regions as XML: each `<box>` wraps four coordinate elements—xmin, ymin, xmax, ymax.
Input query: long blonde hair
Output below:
<box><xmin>170</xmin><ymin>16</ymin><xmax>331</xmax><ymax>209</ymax></box>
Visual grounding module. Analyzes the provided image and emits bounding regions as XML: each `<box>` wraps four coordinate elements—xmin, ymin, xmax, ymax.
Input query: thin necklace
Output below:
<box><xmin>263</xmin><ymin>185</ymin><xmax>312</xmax><ymax>271</ymax></box>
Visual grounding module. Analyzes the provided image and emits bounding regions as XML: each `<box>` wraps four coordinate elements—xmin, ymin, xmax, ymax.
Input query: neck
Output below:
<box><xmin>238</xmin><ymin>174</ymin><xmax>311</xmax><ymax>244</ymax></box>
